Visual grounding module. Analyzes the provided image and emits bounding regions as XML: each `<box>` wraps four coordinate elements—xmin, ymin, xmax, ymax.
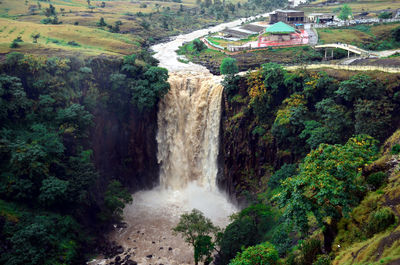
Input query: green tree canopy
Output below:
<box><xmin>173</xmin><ymin>209</ymin><xmax>220</xmax><ymax>265</ymax></box>
<box><xmin>220</xmin><ymin>57</ymin><xmax>239</xmax><ymax>75</ymax></box>
<box><xmin>229</xmin><ymin>241</ymin><xmax>279</xmax><ymax>265</ymax></box>
<box><xmin>338</xmin><ymin>4</ymin><xmax>352</xmax><ymax>20</ymax></box>
<box><xmin>275</xmin><ymin>135</ymin><xmax>378</xmax><ymax>234</ymax></box>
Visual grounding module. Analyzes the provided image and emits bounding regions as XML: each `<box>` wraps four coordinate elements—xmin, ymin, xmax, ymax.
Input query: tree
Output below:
<box><xmin>275</xmin><ymin>135</ymin><xmax>378</xmax><ymax>236</ymax></box>
<box><xmin>338</xmin><ymin>4</ymin><xmax>352</xmax><ymax>21</ymax></box>
<box><xmin>229</xmin><ymin>242</ymin><xmax>279</xmax><ymax>265</ymax></box>
<box><xmin>31</xmin><ymin>33</ymin><xmax>40</xmax><ymax>43</ymax></box>
<box><xmin>39</xmin><ymin>176</ymin><xmax>69</xmax><ymax>207</ymax></box>
<box><xmin>271</xmin><ymin>93</ymin><xmax>308</xmax><ymax>152</ymax></box>
<box><xmin>268</xmin><ymin>163</ymin><xmax>297</xmax><ymax>190</ymax></box>
<box><xmin>222</xmin><ymin>73</ymin><xmax>241</xmax><ymax>101</ymax></box>
<box><xmin>354</xmin><ymin>98</ymin><xmax>394</xmax><ymax>140</ymax></box>
<box><xmin>336</xmin><ymin>74</ymin><xmax>382</xmax><ymax>102</ymax></box>
<box><xmin>97</xmin><ymin>17</ymin><xmax>107</xmax><ymax>27</ymax></box>
<box><xmin>193</xmin><ymin>38</ymin><xmax>207</xmax><ymax>52</ymax></box>
<box><xmin>260</xmin><ymin>63</ymin><xmax>288</xmax><ymax>105</ymax></box>
<box><xmin>299</xmin><ymin>120</ymin><xmax>338</xmax><ymax>149</ymax></box>
<box><xmin>220</xmin><ymin>57</ymin><xmax>239</xmax><ymax>75</ymax></box>
<box><xmin>44</xmin><ymin>4</ymin><xmax>56</xmax><ymax>17</ymax></box>
<box><xmin>173</xmin><ymin>209</ymin><xmax>221</xmax><ymax>265</ymax></box>
<box><xmin>99</xmin><ymin>180</ymin><xmax>132</xmax><ymax>221</ymax></box>
<box><xmin>130</xmin><ymin>66</ymin><xmax>170</xmax><ymax>111</ymax></box>
<box><xmin>392</xmin><ymin>26</ymin><xmax>400</xmax><ymax>42</ymax></box>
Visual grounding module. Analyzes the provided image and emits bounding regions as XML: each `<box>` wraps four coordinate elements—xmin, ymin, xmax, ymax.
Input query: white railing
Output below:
<box><xmin>285</xmin><ymin>64</ymin><xmax>400</xmax><ymax>73</ymax></box>
<box><xmin>313</xmin><ymin>18</ymin><xmax>400</xmax><ymax>28</ymax></box>
<box><xmin>203</xmin><ymin>37</ymin><xmax>225</xmax><ymax>50</ymax></box>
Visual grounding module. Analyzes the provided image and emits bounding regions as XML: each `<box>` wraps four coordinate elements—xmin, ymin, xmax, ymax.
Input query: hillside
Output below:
<box><xmin>0</xmin><ymin>0</ymin><xmax>283</xmax><ymax>58</ymax></box>
<box><xmin>217</xmin><ymin>65</ymin><xmax>400</xmax><ymax>265</ymax></box>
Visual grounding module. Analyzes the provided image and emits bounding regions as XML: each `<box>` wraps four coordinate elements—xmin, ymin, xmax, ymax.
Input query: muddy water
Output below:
<box><xmin>109</xmin><ymin>185</ymin><xmax>236</xmax><ymax>265</ymax></box>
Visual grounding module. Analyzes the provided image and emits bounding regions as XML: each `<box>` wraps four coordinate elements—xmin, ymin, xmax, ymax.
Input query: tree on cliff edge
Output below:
<box><xmin>220</xmin><ymin>57</ymin><xmax>239</xmax><ymax>75</ymax></box>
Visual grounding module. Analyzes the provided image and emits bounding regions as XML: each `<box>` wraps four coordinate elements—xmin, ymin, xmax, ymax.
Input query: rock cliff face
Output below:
<box><xmin>87</xmin><ymin>57</ymin><xmax>159</xmax><ymax>192</ymax></box>
<box><xmin>91</xmin><ymin>107</ymin><xmax>159</xmax><ymax>191</ymax></box>
<box><xmin>217</xmin><ymin>81</ymin><xmax>293</xmax><ymax>202</ymax></box>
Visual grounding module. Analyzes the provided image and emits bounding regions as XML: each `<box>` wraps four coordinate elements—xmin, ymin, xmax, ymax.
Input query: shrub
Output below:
<box><xmin>41</xmin><ymin>17</ymin><xmax>52</xmax><ymax>24</ymax></box>
<box><xmin>313</xmin><ymin>254</ymin><xmax>331</xmax><ymax>265</ymax></box>
<box><xmin>391</xmin><ymin>143</ymin><xmax>400</xmax><ymax>154</ymax></box>
<box><xmin>299</xmin><ymin>239</ymin><xmax>322</xmax><ymax>265</ymax></box>
<box><xmin>10</xmin><ymin>40</ymin><xmax>20</xmax><ymax>48</ymax></box>
<box><xmin>229</xmin><ymin>242</ymin><xmax>279</xmax><ymax>265</ymax></box>
<box><xmin>378</xmin><ymin>11</ymin><xmax>392</xmax><ymax>19</ymax></box>
<box><xmin>67</xmin><ymin>41</ymin><xmax>80</xmax><ymax>47</ymax></box>
<box><xmin>366</xmin><ymin>171</ymin><xmax>387</xmax><ymax>190</ymax></box>
<box><xmin>366</xmin><ymin>207</ymin><xmax>397</xmax><ymax>236</ymax></box>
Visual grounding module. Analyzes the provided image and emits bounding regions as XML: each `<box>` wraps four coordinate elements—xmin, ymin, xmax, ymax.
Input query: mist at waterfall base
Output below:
<box><xmin>114</xmin><ymin>183</ymin><xmax>236</xmax><ymax>265</ymax></box>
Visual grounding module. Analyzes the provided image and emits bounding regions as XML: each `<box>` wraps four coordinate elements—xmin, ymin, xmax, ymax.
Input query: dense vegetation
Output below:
<box><xmin>0</xmin><ymin>52</ymin><xmax>169</xmax><ymax>264</ymax></box>
<box><xmin>211</xmin><ymin>64</ymin><xmax>400</xmax><ymax>264</ymax></box>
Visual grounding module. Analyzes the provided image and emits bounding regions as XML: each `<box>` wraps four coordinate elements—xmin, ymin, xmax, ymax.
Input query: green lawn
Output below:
<box><xmin>317</xmin><ymin>23</ymin><xmax>400</xmax><ymax>51</ymax></box>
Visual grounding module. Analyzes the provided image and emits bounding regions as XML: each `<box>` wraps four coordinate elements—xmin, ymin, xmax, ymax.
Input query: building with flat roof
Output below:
<box><xmin>307</xmin><ymin>13</ymin><xmax>335</xmax><ymax>23</ymax></box>
<box><xmin>269</xmin><ymin>9</ymin><xmax>305</xmax><ymax>24</ymax></box>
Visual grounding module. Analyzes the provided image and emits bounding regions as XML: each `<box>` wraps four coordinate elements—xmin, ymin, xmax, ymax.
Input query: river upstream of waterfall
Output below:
<box><xmin>89</xmin><ymin>12</ymin><xmax>272</xmax><ymax>265</ymax></box>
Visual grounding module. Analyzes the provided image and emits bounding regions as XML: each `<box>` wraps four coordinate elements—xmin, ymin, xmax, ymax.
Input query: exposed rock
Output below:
<box><xmin>118</xmin><ymin>246</ymin><xmax>124</xmax><ymax>254</ymax></box>
<box><xmin>124</xmin><ymin>260</ymin><xmax>138</xmax><ymax>265</ymax></box>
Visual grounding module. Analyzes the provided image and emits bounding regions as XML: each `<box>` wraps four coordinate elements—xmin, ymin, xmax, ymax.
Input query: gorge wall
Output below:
<box><xmin>88</xmin><ymin>56</ymin><xmax>160</xmax><ymax>192</ymax></box>
<box><xmin>217</xmin><ymin>79</ymin><xmax>294</xmax><ymax>201</ymax></box>
<box><xmin>91</xmin><ymin>107</ymin><xmax>159</xmax><ymax>191</ymax></box>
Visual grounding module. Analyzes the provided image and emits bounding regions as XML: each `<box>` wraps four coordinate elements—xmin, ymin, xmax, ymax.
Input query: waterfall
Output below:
<box><xmin>157</xmin><ymin>73</ymin><xmax>223</xmax><ymax>191</ymax></box>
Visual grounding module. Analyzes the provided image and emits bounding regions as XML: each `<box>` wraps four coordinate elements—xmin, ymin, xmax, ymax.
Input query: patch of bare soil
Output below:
<box><xmin>350</xmin><ymin>58</ymin><xmax>400</xmax><ymax>67</ymax></box>
<box><xmin>374</xmin><ymin>231</ymin><xmax>400</xmax><ymax>261</ymax></box>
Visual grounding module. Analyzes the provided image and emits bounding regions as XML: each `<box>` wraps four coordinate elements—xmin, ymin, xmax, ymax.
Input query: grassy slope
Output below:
<box><xmin>301</xmin><ymin>0</ymin><xmax>400</xmax><ymax>15</ymax></box>
<box><xmin>0</xmin><ymin>0</ymin><xmax>243</xmax><ymax>57</ymax></box>
<box><xmin>317</xmin><ymin>23</ymin><xmax>400</xmax><ymax>48</ymax></box>
<box><xmin>332</xmin><ymin>130</ymin><xmax>400</xmax><ymax>265</ymax></box>
<box><xmin>0</xmin><ymin>0</ymin><xmax>149</xmax><ymax>56</ymax></box>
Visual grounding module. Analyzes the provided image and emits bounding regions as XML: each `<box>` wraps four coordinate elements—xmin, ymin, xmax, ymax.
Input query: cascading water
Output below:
<box><xmin>157</xmin><ymin>73</ymin><xmax>224</xmax><ymax>191</ymax></box>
